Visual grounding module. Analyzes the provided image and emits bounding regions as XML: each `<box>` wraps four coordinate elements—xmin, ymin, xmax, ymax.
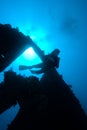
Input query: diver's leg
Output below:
<box><xmin>19</xmin><ymin>65</ymin><xmax>30</xmax><ymax>70</ymax></box>
<box><xmin>19</xmin><ymin>63</ymin><xmax>44</xmax><ymax>70</ymax></box>
<box><xmin>30</xmin><ymin>69</ymin><xmax>44</xmax><ymax>74</ymax></box>
<box><xmin>29</xmin><ymin>63</ymin><xmax>43</xmax><ymax>68</ymax></box>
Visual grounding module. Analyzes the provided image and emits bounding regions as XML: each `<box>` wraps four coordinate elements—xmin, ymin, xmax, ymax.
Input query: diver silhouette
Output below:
<box><xmin>19</xmin><ymin>49</ymin><xmax>60</xmax><ymax>74</ymax></box>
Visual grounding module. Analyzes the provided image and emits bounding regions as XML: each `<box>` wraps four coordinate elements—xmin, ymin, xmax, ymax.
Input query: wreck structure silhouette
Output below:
<box><xmin>0</xmin><ymin>23</ymin><xmax>87</xmax><ymax>129</ymax></box>
<box><xmin>0</xmin><ymin>23</ymin><xmax>44</xmax><ymax>72</ymax></box>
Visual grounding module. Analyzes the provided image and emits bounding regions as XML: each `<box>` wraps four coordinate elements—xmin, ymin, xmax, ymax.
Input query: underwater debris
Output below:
<box><xmin>0</xmin><ymin>69</ymin><xmax>87</xmax><ymax>130</ymax></box>
<box><xmin>0</xmin><ymin>23</ymin><xmax>44</xmax><ymax>72</ymax></box>
<box><xmin>0</xmin><ymin>23</ymin><xmax>87</xmax><ymax>130</ymax></box>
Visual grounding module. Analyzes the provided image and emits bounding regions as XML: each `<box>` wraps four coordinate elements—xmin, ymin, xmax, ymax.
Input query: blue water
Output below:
<box><xmin>0</xmin><ymin>0</ymin><xmax>87</xmax><ymax>129</ymax></box>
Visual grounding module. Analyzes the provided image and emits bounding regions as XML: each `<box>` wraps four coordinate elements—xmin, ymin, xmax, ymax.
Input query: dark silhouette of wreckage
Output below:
<box><xmin>0</xmin><ymin>23</ymin><xmax>87</xmax><ymax>130</ymax></box>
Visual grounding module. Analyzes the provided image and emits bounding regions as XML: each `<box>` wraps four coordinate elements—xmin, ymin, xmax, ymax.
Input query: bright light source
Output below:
<box><xmin>25</xmin><ymin>47</ymin><xmax>34</xmax><ymax>56</ymax></box>
<box><xmin>23</xmin><ymin>47</ymin><xmax>36</xmax><ymax>59</ymax></box>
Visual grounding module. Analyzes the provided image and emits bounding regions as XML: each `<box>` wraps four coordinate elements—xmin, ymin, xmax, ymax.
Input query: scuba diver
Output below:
<box><xmin>19</xmin><ymin>49</ymin><xmax>60</xmax><ymax>74</ymax></box>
